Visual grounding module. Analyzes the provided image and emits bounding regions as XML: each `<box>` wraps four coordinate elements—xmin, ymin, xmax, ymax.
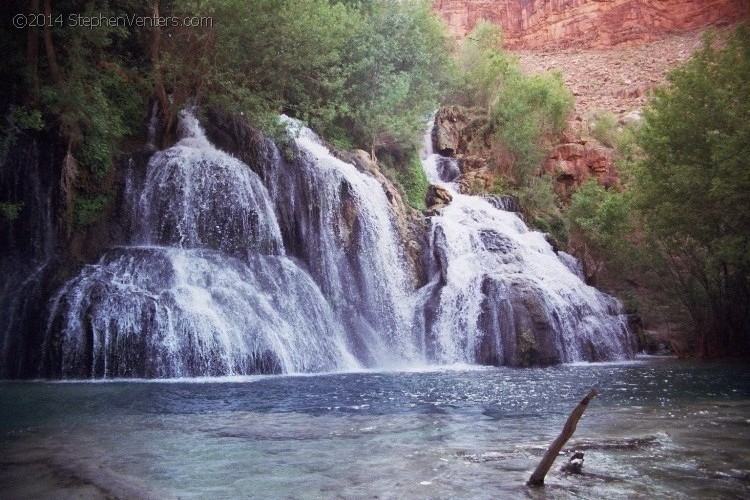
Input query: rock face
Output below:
<box><xmin>545</xmin><ymin>137</ymin><xmax>618</xmax><ymax>197</ymax></box>
<box><xmin>432</xmin><ymin>107</ymin><xmax>496</xmax><ymax>194</ymax></box>
<box><xmin>433</xmin><ymin>105</ymin><xmax>618</xmax><ymax>196</ymax></box>
<box><xmin>433</xmin><ymin>0</ymin><xmax>749</xmax><ymax>48</ymax></box>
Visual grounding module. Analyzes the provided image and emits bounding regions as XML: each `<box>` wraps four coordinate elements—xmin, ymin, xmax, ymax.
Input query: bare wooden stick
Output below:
<box><xmin>527</xmin><ymin>388</ymin><xmax>599</xmax><ymax>487</ymax></box>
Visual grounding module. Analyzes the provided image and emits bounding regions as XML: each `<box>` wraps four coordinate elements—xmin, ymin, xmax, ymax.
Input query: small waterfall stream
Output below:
<box><xmin>419</xmin><ymin>125</ymin><xmax>635</xmax><ymax>365</ymax></box>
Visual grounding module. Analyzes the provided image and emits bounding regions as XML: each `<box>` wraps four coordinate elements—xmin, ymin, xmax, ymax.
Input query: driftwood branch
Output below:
<box><xmin>527</xmin><ymin>388</ymin><xmax>598</xmax><ymax>487</ymax></box>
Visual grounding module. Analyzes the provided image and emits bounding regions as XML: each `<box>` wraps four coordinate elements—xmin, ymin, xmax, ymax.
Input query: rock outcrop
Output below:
<box><xmin>432</xmin><ymin>106</ymin><xmax>618</xmax><ymax>196</ymax></box>
<box><xmin>433</xmin><ymin>0</ymin><xmax>749</xmax><ymax>48</ymax></box>
<box><xmin>432</xmin><ymin>107</ymin><xmax>497</xmax><ymax>194</ymax></box>
<box><xmin>545</xmin><ymin>137</ymin><xmax>618</xmax><ymax>197</ymax></box>
<box><xmin>425</xmin><ymin>184</ymin><xmax>454</xmax><ymax>210</ymax></box>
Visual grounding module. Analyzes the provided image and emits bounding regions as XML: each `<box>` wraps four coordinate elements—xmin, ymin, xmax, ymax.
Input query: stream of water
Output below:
<box><xmin>2</xmin><ymin>358</ymin><xmax>748</xmax><ymax>499</ymax></box>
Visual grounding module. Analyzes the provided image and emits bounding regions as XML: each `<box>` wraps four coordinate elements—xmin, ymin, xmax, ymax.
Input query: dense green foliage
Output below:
<box><xmin>164</xmin><ymin>0</ymin><xmax>449</xmax><ymax>152</ymax></box>
<box><xmin>450</xmin><ymin>22</ymin><xmax>573</xmax><ymax>183</ymax></box>
<box><xmin>634</xmin><ymin>26</ymin><xmax>750</xmax><ymax>356</ymax></box>
<box><xmin>568</xmin><ymin>26</ymin><xmax>750</xmax><ymax>356</ymax></box>
<box><xmin>38</xmin><ymin>1</ymin><xmax>148</xmax><ymax>176</ymax></box>
<box><xmin>566</xmin><ymin>178</ymin><xmax>635</xmax><ymax>277</ymax></box>
<box><xmin>1</xmin><ymin>0</ymin><xmax>449</xmax><ymax>232</ymax></box>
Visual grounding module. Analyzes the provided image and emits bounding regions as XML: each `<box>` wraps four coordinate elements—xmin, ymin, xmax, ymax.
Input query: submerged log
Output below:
<box><xmin>527</xmin><ymin>388</ymin><xmax>598</xmax><ymax>487</ymax></box>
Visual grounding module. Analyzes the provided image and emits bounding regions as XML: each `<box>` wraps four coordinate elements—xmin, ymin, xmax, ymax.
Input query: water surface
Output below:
<box><xmin>1</xmin><ymin>359</ymin><xmax>748</xmax><ymax>498</ymax></box>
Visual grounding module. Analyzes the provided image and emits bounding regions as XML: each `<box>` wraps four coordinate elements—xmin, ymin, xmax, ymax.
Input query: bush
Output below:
<box><xmin>73</xmin><ymin>195</ymin><xmax>110</xmax><ymax>227</ymax></box>
<box><xmin>633</xmin><ymin>25</ymin><xmax>750</xmax><ymax>356</ymax></box>
<box><xmin>588</xmin><ymin>111</ymin><xmax>618</xmax><ymax>148</ymax></box>
<box><xmin>517</xmin><ymin>175</ymin><xmax>568</xmax><ymax>247</ymax></box>
<box><xmin>449</xmin><ymin>22</ymin><xmax>573</xmax><ymax>184</ymax></box>
<box><xmin>167</xmin><ymin>0</ymin><xmax>449</xmax><ymax>154</ymax></box>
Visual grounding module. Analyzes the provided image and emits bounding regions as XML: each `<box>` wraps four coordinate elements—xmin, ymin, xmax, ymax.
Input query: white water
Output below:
<box><xmin>420</xmin><ymin>124</ymin><xmax>634</xmax><ymax>365</ymax></box>
<box><xmin>44</xmin><ymin>112</ymin><xmax>359</xmax><ymax>377</ymax></box>
<box><xmin>258</xmin><ymin>117</ymin><xmax>421</xmax><ymax>367</ymax></box>
<box><xmin>38</xmin><ymin>110</ymin><xmax>633</xmax><ymax>378</ymax></box>
<box><xmin>136</xmin><ymin>110</ymin><xmax>283</xmax><ymax>257</ymax></box>
<box><xmin>44</xmin><ymin>247</ymin><xmax>358</xmax><ymax>377</ymax></box>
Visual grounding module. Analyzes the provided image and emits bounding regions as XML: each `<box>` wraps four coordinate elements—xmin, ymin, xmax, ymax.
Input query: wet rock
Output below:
<box><xmin>435</xmin><ymin>156</ymin><xmax>461</xmax><ymax>182</ymax></box>
<box><xmin>561</xmin><ymin>451</ymin><xmax>585</xmax><ymax>474</ymax></box>
<box><xmin>425</xmin><ymin>185</ymin><xmax>453</xmax><ymax>208</ymax></box>
<box><xmin>478</xmin><ymin>229</ymin><xmax>517</xmax><ymax>253</ymax></box>
<box><xmin>483</xmin><ymin>195</ymin><xmax>521</xmax><ymax>213</ymax></box>
<box><xmin>433</xmin><ymin>106</ymin><xmax>467</xmax><ymax>155</ymax></box>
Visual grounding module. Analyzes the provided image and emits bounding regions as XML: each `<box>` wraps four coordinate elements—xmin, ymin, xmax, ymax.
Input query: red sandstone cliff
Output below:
<box><xmin>434</xmin><ymin>0</ymin><xmax>749</xmax><ymax>48</ymax></box>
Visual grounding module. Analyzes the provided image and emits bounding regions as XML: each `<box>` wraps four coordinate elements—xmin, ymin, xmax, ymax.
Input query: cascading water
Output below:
<box><xmin>11</xmin><ymin>107</ymin><xmax>634</xmax><ymax>379</ymax></box>
<box><xmin>419</xmin><ymin>123</ymin><xmax>635</xmax><ymax>366</ymax></box>
<box><xmin>253</xmin><ymin>118</ymin><xmax>421</xmax><ymax>367</ymax></box>
<box><xmin>135</xmin><ymin>111</ymin><xmax>283</xmax><ymax>257</ymax></box>
<box><xmin>44</xmin><ymin>247</ymin><xmax>355</xmax><ymax>377</ymax></box>
<box><xmin>44</xmin><ymin>110</ymin><xmax>358</xmax><ymax>377</ymax></box>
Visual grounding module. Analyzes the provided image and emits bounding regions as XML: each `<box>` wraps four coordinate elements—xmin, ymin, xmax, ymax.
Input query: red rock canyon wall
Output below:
<box><xmin>433</xmin><ymin>0</ymin><xmax>750</xmax><ymax>48</ymax></box>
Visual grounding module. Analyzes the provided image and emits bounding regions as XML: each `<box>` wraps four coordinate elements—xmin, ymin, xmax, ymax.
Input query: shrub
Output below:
<box><xmin>450</xmin><ymin>22</ymin><xmax>574</xmax><ymax>184</ymax></box>
<box><xmin>73</xmin><ymin>195</ymin><xmax>110</xmax><ymax>227</ymax></box>
<box><xmin>0</xmin><ymin>202</ymin><xmax>23</xmax><ymax>221</ymax></box>
<box><xmin>588</xmin><ymin>111</ymin><xmax>618</xmax><ymax>148</ymax></box>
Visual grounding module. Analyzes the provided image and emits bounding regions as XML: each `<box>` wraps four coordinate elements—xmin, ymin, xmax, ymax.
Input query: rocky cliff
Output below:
<box><xmin>434</xmin><ymin>0</ymin><xmax>749</xmax><ymax>48</ymax></box>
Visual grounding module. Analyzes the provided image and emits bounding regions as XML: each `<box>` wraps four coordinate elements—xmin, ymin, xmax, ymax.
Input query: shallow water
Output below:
<box><xmin>1</xmin><ymin>359</ymin><xmax>749</xmax><ymax>499</ymax></box>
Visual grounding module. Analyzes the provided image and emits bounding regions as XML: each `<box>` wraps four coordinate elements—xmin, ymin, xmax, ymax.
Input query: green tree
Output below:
<box><xmin>566</xmin><ymin>179</ymin><xmax>635</xmax><ymax>282</ymax></box>
<box><xmin>162</xmin><ymin>0</ymin><xmax>448</xmax><ymax>154</ymax></box>
<box><xmin>634</xmin><ymin>26</ymin><xmax>750</xmax><ymax>356</ymax></box>
<box><xmin>332</xmin><ymin>0</ymin><xmax>450</xmax><ymax>154</ymax></box>
<box><xmin>449</xmin><ymin>22</ymin><xmax>573</xmax><ymax>184</ymax></box>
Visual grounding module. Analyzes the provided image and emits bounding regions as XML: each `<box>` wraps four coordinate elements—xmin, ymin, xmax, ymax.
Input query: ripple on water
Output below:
<box><xmin>1</xmin><ymin>360</ymin><xmax>749</xmax><ymax>498</ymax></box>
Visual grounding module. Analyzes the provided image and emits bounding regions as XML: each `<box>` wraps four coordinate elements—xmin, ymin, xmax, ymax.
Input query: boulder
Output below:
<box><xmin>434</xmin><ymin>106</ymin><xmax>469</xmax><ymax>155</ymax></box>
<box><xmin>425</xmin><ymin>184</ymin><xmax>454</xmax><ymax>208</ymax></box>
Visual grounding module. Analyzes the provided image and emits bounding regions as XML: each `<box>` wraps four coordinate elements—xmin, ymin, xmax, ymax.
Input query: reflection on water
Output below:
<box><xmin>1</xmin><ymin>359</ymin><xmax>749</xmax><ymax>498</ymax></box>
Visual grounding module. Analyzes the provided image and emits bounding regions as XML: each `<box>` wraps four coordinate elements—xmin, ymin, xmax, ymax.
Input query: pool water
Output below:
<box><xmin>1</xmin><ymin>359</ymin><xmax>748</xmax><ymax>499</ymax></box>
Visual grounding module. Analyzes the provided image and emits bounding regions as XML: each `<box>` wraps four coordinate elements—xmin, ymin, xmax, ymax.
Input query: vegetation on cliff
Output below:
<box><xmin>0</xmin><ymin>0</ymin><xmax>450</xmax><ymax>226</ymax></box>
<box><xmin>1</xmin><ymin>0</ymin><xmax>746</xmax><ymax>357</ymax></box>
<box><xmin>443</xmin><ymin>22</ymin><xmax>574</xmax><ymax>246</ymax></box>
<box><xmin>449</xmin><ymin>22</ymin><xmax>573</xmax><ymax>184</ymax></box>
<box><xmin>567</xmin><ymin>26</ymin><xmax>750</xmax><ymax>357</ymax></box>
<box><xmin>439</xmin><ymin>21</ymin><xmax>749</xmax><ymax>357</ymax></box>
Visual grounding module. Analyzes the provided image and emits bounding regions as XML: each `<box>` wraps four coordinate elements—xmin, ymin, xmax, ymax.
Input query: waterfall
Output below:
<box><xmin>6</xmin><ymin>107</ymin><xmax>635</xmax><ymax>378</ymax></box>
<box><xmin>43</xmin><ymin>111</ymin><xmax>358</xmax><ymax>377</ymax></box>
<box><xmin>44</xmin><ymin>247</ymin><xmax>356</xmax><ymax>377</ymax></box>
<box><xmin>255</xmin><ymin>118</ymin><xmax>421</xmax><ymax>367</ymax></box>
<box><xmin>135</xmin><ymin>110</ymin><xmax>284</xmax><ymax>257</ymax></box>
<box><xmin>419</xmin><ymin>124</ymin><xmax>635</xmax><ymax>365</ymax></box>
